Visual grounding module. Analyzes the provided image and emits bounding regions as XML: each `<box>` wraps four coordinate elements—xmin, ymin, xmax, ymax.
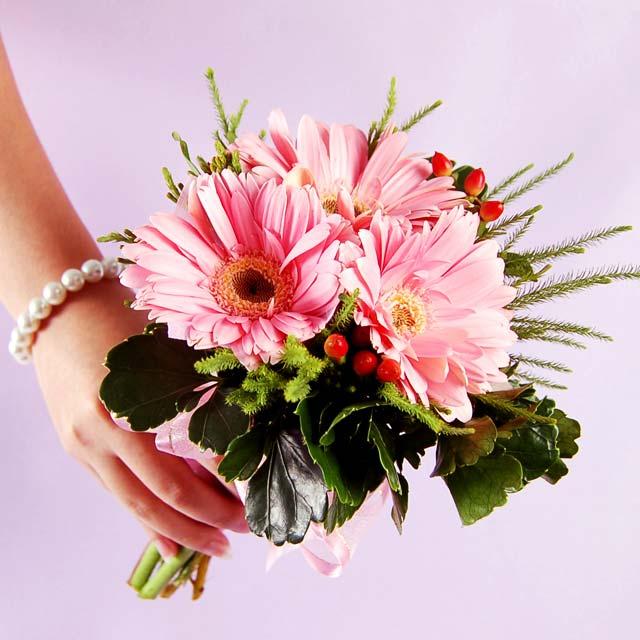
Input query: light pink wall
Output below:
<box><xmin>1</xmin><ymin>1</ymin><xmax>638</xmax><ymax>637</ymax></box>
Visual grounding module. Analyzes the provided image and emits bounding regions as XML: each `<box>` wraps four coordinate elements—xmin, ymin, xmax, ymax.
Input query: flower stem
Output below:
<box><xmin>138</xmin><ymin>548</ymin><xmax>195</xmax><ymax>600</ymax></box>
<box><xmin>128</xmin><ymin>542</ymin><xmax>161</xmax><ymax>592</ymax></box>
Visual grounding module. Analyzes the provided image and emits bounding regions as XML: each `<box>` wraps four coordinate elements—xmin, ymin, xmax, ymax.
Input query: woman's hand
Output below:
<box><xmin>32</xmin><ymin>279</ymin><xmax>248</xmax><ymax>559</ymax></box>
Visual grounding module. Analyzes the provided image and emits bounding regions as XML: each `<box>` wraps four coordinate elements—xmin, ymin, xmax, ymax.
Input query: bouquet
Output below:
<box><xmin>98</xmin><ymin>71</ymin><xmax>639</xmax><ymax>599</ymax></box>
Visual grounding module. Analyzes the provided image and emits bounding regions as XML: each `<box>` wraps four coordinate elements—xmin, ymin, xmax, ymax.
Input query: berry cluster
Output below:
<box><xmin>432</xmin><ymin>151</ymin><xmax>504</xmax><ymax>223</ymax></box>
<box><xmin>323</xmin><ymin>329</ymin><xmax>401</xmax><ymax>383</ymax></box>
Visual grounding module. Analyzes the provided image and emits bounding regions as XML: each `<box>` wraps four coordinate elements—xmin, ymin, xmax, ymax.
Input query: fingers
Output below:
<box><xmin>97</xmin><ymin>456</ymin><xmax>231</xmax><ymax>557</ymax></box>
<box><xmin>111</xmin><ymin>432</ymin><xmax>248</xmax><ymax>533</ymax></box>
<box><xmin>194</xmin><ymin>455</ymin><xmax>241</xmax><ymax>498</ymax></box>
<box><xmin>141</xmin><ymin>525</ymin><xmax>179</xmax><ymax>560</ymax></box>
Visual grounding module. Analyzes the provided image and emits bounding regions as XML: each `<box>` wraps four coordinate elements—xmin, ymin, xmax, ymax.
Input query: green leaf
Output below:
<box><xmin>368</xmin><ymin>416</ymin><xmax>401</xmax><ymax>492</ymax></box>
<box><xmin>325</xmin><ymin>496</ymin><xmax>359</xmax><ymax>534</ymax></box>
<box><xmin>245</xmin><ymin>429</ymin><xmax>327</xmax><ymax>545</ymax></box>
<box><xmin>99</xmin><ymin>324</ymin><xmax>206</xmax><ymax>431</ymax></box>
<box><xmin>218</xmin><ymin>426</ymin><xmax>268</xmax><ymax>482</ymax></box>
<box><xmin>553</xmin><ymin>409</ymin><xmax>580</xmax><ymax>458</ymax></box>
<box><xmin>321</xmin><ymin>400</ymin><xmax>387</xmax><ymax>446</ymax></box>
<box><xmin>431</xmin><ymin>417</ymin><xmax>497</xmax><ymax>477</ymax></box>
<box><xmin>188</xmin><ymin>386</ymin><xmax>252</xmax><ymax>454</ymax></box>
<box><xmin>500</xmin><ymin>423</ymin><xmax>560</xmax><ymax>482</ymax></box>
<box><xmin>297</xmin><ymin>398</ymin><xmax>365</xmax><ymax>506</ymax></box>
<box><xmin>394</xmin><ymin>419</ymin><xmax>437</xmax><ymax>469</ymax></box>
<box><xmin>444</xmin><ymin>454</ymin><xmax>524</xmax><ymax>525</ymax></box>
<box><xmin>391</xmin><ymin>474</ymin><xmax>409</xmax><ymax>534</ymax></box>
<box><xmin>543</xmin><ymin>459</ymin><xmax>569</xmax><ymax>484</ymax></box>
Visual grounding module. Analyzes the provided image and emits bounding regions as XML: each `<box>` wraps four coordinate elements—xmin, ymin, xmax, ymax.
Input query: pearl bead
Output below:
<box><xmin>17</xmin><ymin>311</ymin><xmax>40</xmax><ymax>334</ymax></box>
<box><xmin>9</xmin><ymin>343</ymin><xmax>32</xmax><ymax>364</ymax></box>
<box><xmin>10</xmin><ymin>328</ymin><xmax>34</xmax><ymax>348</ymax></box>
<box><xmin>28</xmin><ymin>296</ymin><xmax>52</xmax><ymax>320</ymax></box>
<box><xmin>61</xmin><ymin>268</ymin><xmax>85</xmax><ymax>292</ymax></box>
<box><xmin>81</xmin><ymin>259</ymin><xmax>104</xmax><ymax>283</ymax></box>
<box><xmin>42</xmin><ymin>281</ymin><xmax>67</xmax><ymax>306</ymax></box>
<box><xmin>102</xmin><ymin>256</ymin><xmax>121</xmax><ymax>279</ymax></box>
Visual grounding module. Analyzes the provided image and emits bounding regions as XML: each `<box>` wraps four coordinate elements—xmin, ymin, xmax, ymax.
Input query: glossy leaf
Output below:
<box><xmin>391</xmin><ymin>474</ymin><xmax>409</xmax><ymax>534</ymax></box>
<box><xmin>99</xmin><ymin>324</ymin><xmax>206</xmax><ymax>431</ymax></box>
<box><xmin>245</xmin><ymin>429</ymin><xmax>327</xmax><ymax>545</ymax></box>
<box><xmin>217</xmin><ymin>426</ymin><xmax>267</xmax><ymax>482</ymax></box>
<box><xmin>368</xmin><ymin>416</ymin><xmax>401</xmax><ymax>492</ymax></box>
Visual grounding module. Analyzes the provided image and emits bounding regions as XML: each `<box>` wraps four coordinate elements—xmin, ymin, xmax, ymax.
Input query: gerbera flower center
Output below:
<box><xmin>210</xmin><ymin>253</ymin><xmax>294</xmax><ymax>318</ymax></box>
<box><xmin>322</xmin><ymin>193</ymin><xmax>369</xmax><ymax>216</ymax></box>
<box><xmin>387</xmin><ymin>288</ymin><xmax>428</xmax><ymax>338</ymax></box>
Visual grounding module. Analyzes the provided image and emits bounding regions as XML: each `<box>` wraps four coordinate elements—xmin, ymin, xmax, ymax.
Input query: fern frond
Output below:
<box><xmin>503</xmin><ymin>153</ymin><xmax>574</xmax><ymax>205</ymax></box>
<box><xmin>473</xmin><ymin>393</ymin><xmax>556</xmax><ymax>425</ymax></box>
<box><xmin>487</xmin><ymin>163</ymin><xmax>535</xmax><ymax>198</ymax></box>
<box><xmin>368</xmin><ymin>78</ymin><xmax>398</xmax><ymax>152</ymax></box>
<box><xmin>482</xmin><ymin>205</ymin><xmax>543</xmax><ymax>239</ymax></box>
<box><xmin>325</xmin><ymin>290</ymin><xmax>360</xmax><ymax>333</ymax></box>
<box><xmin>195</xmin><ymin>349</ymin><xmax>242</xmax><ymax>375</ymax></box>
<box><xmin>510</xmin><ymin>265</ymin><xmax>640</xmax><ymax>309</ymax></box>
<box><xmin>517</xmin><ymin>226</ymin><xmax>632</xmax><ymax>265</ymax></box>
<box><xmin>205</xmin><ymin>68</ymin><xmax>229</xmax><ymax>139</ymax></box>
<box><xmin>511</xmin><ymin>316</ymin><xmax>613</xmax><ymax>342</ymax></box>
<box><xmin>511</xmin><ymin>355</ymin><xmax>572</xmax><ymax>373</ymax></box>
<box><xmin>227</xmin><ymin>99</ymin><xmax>249</xmax><ymax>142</ymax></box>
<box><xmin>379</xmin><ymin>383</ymin><xmax>473</xmax><ymax>435</ymax></box>
<box><xmin>502</xmin><ymin>216</ymin><xmax>536</xmax><ymax>251</ymax></box>
<box><xmin>171</xmin><ymin>132</ymin><xmax>201</xmax><ymax>176</ymax></box>
<box><xmin>518</xmin><ymin>333</ymin><xmax>587</xmax><ymax>350</ymax></box>
<box><xmin>399</xmin><ymin>100</ymin><xmax>442</xmax><ymax>132</ymax></box>
<box><xmin>512</xmin><ymin>372</ymin><xmax>568</xmax><ymax>390</ymax></box>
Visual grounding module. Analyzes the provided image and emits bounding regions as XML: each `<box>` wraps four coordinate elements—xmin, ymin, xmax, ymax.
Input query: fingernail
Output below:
<box><xmin>156</xmin><ymin>538</ymin><xmax>178</xmax><ymax>560</ymax></box>
<box><xmin>205</xmin><ymin>538</ymin><xmax>232</xmax><ymax>559</ymax></box>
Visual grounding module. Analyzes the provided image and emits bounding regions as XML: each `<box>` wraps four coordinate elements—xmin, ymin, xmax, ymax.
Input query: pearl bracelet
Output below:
<box><xmin>7</xmin><ymin>257</ymin><xmax>123</xmax><ymax>365</ymax></box>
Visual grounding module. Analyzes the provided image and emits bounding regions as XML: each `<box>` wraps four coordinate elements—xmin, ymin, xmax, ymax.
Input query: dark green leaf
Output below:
<box><xmin>395</xmin><ymin>419</ymin><xmax>437</xmax><ymax>469</ymax></box>
<box><xmin>297</xmin><ymin>398</ymin><xmax>365</xmax><ymax>506</ymax></box>
<box><xmin>246</xmin><ymin>429</ymin><xmax>327</xmax><ymax>545</ymax></box>
<box><xmin>188</xmin><ymin>386</ymin><xmax>252</xmax><ymax>454</ymax></box>
<box><xmin>324</xmin><ymin>496</ymin><xmax>359</xmax><ymax>534</ymax></box>
<box><xmin>391</xmin><ymin>474</ymin><xmax>409</xmax><ymax>534</ymax></box>
<box><xmin>444</xmin><ymin>454</ymin><xmax>524</xmax><ymax>525</ymax></box>
<box><xmin>431</xmin><ymin>417</ymin><xmax>497</xmax><ymax>477</ymax></box>
<box><xmin>321</xmin><ymin>400</ymin><xmax>388</xmax><ymax>445</ymax></box>
<box><xmin>99</xmin><ymin>324</ymin><xmax>206</xmax><ymax>431</ymax></box>
<box><xmin>543</xmin><ymin>459</ymin><xmax>569</xmax><ymax>484</ymax></box>
<box><xmin>553</xmin><ymin>408</ymin><xmax>580</xmax><ymax>458</ymax></box>
<box><xmin>368</xmin><ymin>416</ymin><xmax>401</xmax><ymax>492</ymax></box>
<box><xmin>501</xmin><ymin>423</ymin><xmax>559</xmax><ymax>482</ymax></box>
<box><xmin>218</xmin><ymin>426</ymin><xmax>268</xmax><ymax>481</ymax></box>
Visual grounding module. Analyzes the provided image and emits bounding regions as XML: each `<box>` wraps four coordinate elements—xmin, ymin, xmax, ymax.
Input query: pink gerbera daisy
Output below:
<box><xmin>341</xmin><ymin>209</ymin><xmax>517</xmax><ymax>422</ymax></box>
<box><xmin>121</xmin><ymin>170</ymin><xmax>345</xmax><ymax>368</ymax></box>
<box><xmin>233</xmin><ymin>110</ymin><xmax>465</xmax><ymax>229</ymax></box>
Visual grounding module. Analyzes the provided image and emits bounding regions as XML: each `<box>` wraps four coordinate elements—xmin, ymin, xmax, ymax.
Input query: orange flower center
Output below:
<box><xmin>388</xmin><ymin>288</ymin><xmax>428</xmax><ymax>338</ymax></box>
<box><xmin>210</xmin><ymin>253</ymin><xmax>294</xmax><ymax>318</ymax></box>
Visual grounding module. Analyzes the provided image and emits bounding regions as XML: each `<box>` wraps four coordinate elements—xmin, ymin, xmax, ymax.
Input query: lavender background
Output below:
<box><xmin>1</xmin><ymin>1</ymin><xmax>638</xmax><ymax>638</ymax></box>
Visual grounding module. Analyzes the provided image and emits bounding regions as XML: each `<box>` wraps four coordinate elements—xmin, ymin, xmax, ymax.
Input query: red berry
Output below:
<box><xmin>351</xmin><ymin>325</ymin><xmax>371</xmax><ymax>348</ymax></box>
<box><xmin>353</xmin><ymin>350</ymin><xmax>379</xmax><ymax>376</ymax></box>
<box><xmin>376</xmin><ymin>358</ymin><xmax>401</xmax><ymax>383</ymax></box>
<box><xmin>324</xmin><ymin>333</ymin><xmax>349</xmax><ymax>360</ymax></box>
<box><xmin>479</xmin><ymin>200</ymin><xmax>504</xmax><ymax>222</ymax></box>
<box><xmin>432</xmin><ymin>151</ymin><xmax>453</xmax><ymax>177</ymax></box>
<box><xmin>464</xmin><ymin>168</ymin><xmax>486</xmax><ymax>197</ymax></box>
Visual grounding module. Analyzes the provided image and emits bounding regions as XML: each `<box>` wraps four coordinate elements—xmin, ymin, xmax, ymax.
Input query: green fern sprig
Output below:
<box><xmin>473</xmin><ymin>393</ymin><xmax>556</xmax><ymax>425</ymax></box>
<box><xmin>379</xmin><ymin>383</ymin><xmax>474</xmax><ymax>435</ymax></box>
<box><xmin>325</xmin><ymin>290</ymin><xmax>360</xmax><ymax>334</ymax></box>
<box><xmin>368</xmin><ymin>78</ymin><xmax>397</xmax><ymax>153</ymax></box>
<box><xmin>517</xmin><ymin>226</ymin><xmax>633</xmax><ymax>265</ymax></box>
<box><xmin>511</xmin><ymin>316</ymin><xmax>613</xmax><ymax>342</ymax></box>
<box><xmin>510</xmin><ymin>265</ymin><xmax>640</xmax><ymax>309</ymax></box>
<box><xmin>481</xmin><ymin>205</ymin><xmax>543</xmax><ymax>240</ymax></box>
<box><xmin>512</xmin><ymin>372</ymin><xmax>568</xmax><ymax>391</ymax></box>
<box><xmin>195</xmin><ymin>349</ymin><xmax>243</xmax><ymax>375</ymax></box>
<box><xmin>487</xmin><ymin>163</ymin><xmax>535</xmax><ymax>198</ymax></box>
<box><xmin>511</xmin><ymin>354</ymin><xmax>572</xmax><ymax>373</ymax></box>
<box><xmin>502</xmin><ymin>216</ymin><xmax>536</xmax><ymax>251</ymax></box>
<box><xmin>399</xmin><ymin>100</ymin><xmax>442</xmax><ymax>132</ymax></box>
<box><xmin>502</xmin><ymin>153</ymin><xmax>574</xmax><ymax>205</ymax></box>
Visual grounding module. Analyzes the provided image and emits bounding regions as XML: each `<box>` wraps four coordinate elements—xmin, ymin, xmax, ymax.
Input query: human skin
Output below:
<box><xmin>0</xmin><ymin>36</ymin><xmax>248</xmax><ymax>559</ymax></box>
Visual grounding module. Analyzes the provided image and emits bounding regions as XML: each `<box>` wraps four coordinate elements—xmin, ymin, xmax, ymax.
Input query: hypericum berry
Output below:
<box><xmin>432</xmin><ymin>152</ymin><xmax>453</xmax><ymax>177</ymax></box>
<box><xmin>324</xmin><ymin>333</ymin><xmax>349</xmax><ymax>360</ymax></box>
<box><xmin>464</xmin><ymin>168</ymin><xmax>486</xmax><ymax>197</ymax></box>
<box><xmin>353</xmin><ymin>350</ymin><xmax>379</xmax><ymax>376</ymax></box>
<box><xmin>479</xmin><ymin>200</ymin><xmax>504</xmax><ymax>222</ymax></box>
<box><xmin>376</xmin><ymin>358</ymin><xmax>401</xmax><ymax>383</ymax></box>
<box><xmin>351</xmin><ymin>325</ymin><xmax>371</xmax><ymax>348</ymax></box>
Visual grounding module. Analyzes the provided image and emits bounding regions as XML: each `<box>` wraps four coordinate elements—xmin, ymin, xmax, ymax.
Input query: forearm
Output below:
<box><xmin>0</xmin><ymin>37</ymin><xmax>98</xmax><ymax>317</ymax></box>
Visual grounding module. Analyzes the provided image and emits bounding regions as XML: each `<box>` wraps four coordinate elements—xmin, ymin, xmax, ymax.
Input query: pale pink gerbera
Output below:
<box><xmin>341</xmin><ymin>209</ymin><xmax>517</xmax><ymax>422</ymax></box>
<box><xmin>121</xmin><ymin>170</ymin><xmax>345</xmax><ymax>368</ymax></box>
<box><xmin>233</xmin><ymin>110</ymin><xmax>465</xmax><ymax>229</ymax></box>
